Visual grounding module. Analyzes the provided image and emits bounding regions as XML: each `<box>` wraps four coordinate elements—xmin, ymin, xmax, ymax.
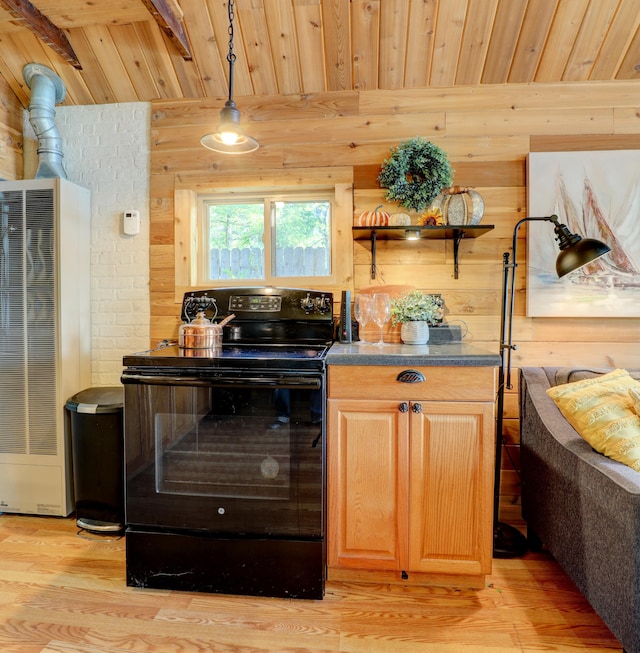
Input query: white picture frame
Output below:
<box><xmin>527</xmin><ymin>150</ymin><xmax>640</xmax><ymax>317</ymax></box>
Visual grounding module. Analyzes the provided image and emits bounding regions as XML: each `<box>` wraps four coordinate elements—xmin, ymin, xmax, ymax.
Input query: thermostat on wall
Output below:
<box><xmin>123</xmin><ymin>210</ymin><xmax>140</xmax><ymax>235</ymax></box>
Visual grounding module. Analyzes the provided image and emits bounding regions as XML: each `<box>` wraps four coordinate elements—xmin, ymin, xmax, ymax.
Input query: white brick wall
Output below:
<box><xmin>25</xmin><ymin>102</ymin><xmax>152</xmax><ymax>386</ymax></box>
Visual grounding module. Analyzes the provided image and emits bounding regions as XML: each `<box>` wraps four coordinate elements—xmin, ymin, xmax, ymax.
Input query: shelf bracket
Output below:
<box><xmin>370</xmin><ymin>230</ymin><xmax>377</xmax><ymax>279</ymax></box>
<box><xmin>452</xmin><ymin>229</ymin><xmax>464</xmax><ymax>279</ymax></box>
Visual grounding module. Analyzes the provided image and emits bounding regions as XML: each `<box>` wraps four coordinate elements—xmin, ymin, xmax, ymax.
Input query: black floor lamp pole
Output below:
<box><xmin>494</xmin><ymin>218</ymin><xmax>553</xmax><ymax>558</ymax></box>
<box><xmin>492</xmin><ymin>215</ymin><xmax>610</xmax><ymax>558</ymax></box>
<box><xmin>494</xmin><ymin>246</ymin><xmax>527</xmax><ymax>558</ymax></box>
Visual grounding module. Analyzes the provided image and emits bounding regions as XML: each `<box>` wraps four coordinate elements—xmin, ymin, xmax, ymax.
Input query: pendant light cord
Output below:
<box><xmin>226</xmin><ymin>0</ymin><xmax>236</xmax><ymax>103</ymax></box>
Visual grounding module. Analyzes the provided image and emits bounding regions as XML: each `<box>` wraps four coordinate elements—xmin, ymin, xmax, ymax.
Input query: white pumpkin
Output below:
<box><xmin>389</xmin><ymin>212</ymin><xmax>411</xmax><ymax>226</ymax></box>
<box><xmin>358</xmin><ymin>204</ymin><xmax>390</xmax><ymax>227</ymax></box>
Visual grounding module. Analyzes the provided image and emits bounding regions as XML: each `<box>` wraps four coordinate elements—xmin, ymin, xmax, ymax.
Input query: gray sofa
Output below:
<box><xmin>520</xmin><ymin>367</ymin><xmax>640</xmax><ymax>653</ymax></box>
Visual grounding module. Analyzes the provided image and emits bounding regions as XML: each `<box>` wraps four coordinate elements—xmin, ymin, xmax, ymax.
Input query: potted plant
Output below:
<box><xmin>390</xmin><ymin>290</ymin><xmax>444</xmax><ymax>344</ymax></box>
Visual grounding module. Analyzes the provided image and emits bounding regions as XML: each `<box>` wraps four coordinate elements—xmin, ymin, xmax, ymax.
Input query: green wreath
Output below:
<box><xmin>378</xmin><ymin>137</ymin><xmax>453</xmax><ymax>212</ymax></box>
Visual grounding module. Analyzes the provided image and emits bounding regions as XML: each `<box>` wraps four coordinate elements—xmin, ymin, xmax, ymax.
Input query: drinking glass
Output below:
<box><xmin>370</xmin><ymin>293</ymin><xmax>391</xmax><ymax>345</ymax></box>
<box><xmin>353</xmin><ymin>294</ymin><xmax>371</xmax><ymax>343</ymax></box>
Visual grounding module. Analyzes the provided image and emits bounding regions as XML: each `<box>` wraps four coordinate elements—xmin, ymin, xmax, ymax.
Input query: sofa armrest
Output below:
<box><xmin>519</xmin><ymin>366</ymin><xmax>640</xmax><ymax>653</ymax></box>
<box><xmin>520</xmin><ymin>366</ymin><xmax>640</xmax><ymax>492</ymax></box>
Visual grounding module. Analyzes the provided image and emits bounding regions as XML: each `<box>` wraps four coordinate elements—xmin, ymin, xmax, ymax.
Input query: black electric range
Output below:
<box><xmin>121</xmin><ymin>287</ymin><xmax>334</xmax><ymax>600</ymax></box>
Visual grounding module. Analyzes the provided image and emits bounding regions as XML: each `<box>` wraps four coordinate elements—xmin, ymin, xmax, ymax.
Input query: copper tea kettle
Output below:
<box><xmin>178</xmin><ymin>310</ymin><xmax>235</xmax><ymax>349</ymax></box>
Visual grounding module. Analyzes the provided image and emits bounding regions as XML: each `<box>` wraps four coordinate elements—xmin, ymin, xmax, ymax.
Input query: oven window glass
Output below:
<box><xmin>154</xmin><ymin>407</ymin><xmax>293</xmax><ymax>500</ymax></box>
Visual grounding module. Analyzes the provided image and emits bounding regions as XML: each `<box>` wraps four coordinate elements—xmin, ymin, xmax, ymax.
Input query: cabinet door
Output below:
<box><xmin>328</xmin><ymin>399</ymin><xmax>409</xmax><ymax>571</ymax></box>
<box><xmin>408</xmin><ymin>401</ymin><xmax>494</xmax><ymax>576</ymax></box>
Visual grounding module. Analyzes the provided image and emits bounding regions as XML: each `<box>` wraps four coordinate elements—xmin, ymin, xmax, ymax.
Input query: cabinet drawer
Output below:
<box><xmin>328</xmin><ymin>365</ymin><xmax>496</xmax><ymax>401</ymax></box>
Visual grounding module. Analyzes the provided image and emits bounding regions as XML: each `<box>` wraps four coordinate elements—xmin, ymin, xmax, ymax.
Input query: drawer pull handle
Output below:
<box><xmin>412</xmin><ymin>403</ymin><xmax>422</xmax><ymax>414</ymax></box>
<box><xmin>399</xmin><ymin>402</ymin><xmax>409</xmax><ymax>413</ymax></box>
<box><xmin>396</xmin><ymin>369</ymin><xmax>425</xmax><ymax>384</ymax></box>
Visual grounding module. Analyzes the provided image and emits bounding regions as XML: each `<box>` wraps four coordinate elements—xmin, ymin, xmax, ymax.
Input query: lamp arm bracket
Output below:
<box><xmin>511</xmin><ymin>215</ymin><xmax>559</xmax><ymax>254</ymax></box>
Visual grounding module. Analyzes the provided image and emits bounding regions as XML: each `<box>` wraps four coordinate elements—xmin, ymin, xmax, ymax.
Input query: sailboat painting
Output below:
<box><xmin>527</xmin><ymin>150</ymin><xmax>640</xmax><ymax>317</ymax></box>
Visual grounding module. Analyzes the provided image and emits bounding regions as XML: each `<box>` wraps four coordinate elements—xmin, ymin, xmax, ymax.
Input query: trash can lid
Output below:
<box><xmin>65</xmin><ymin>386</ymin><xmax>124</xmax><ymax>414</ymax></box>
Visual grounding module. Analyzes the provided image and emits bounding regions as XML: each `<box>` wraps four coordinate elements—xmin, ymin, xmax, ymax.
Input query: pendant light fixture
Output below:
<box><xmin>201</xmin><ymin>0</ymin><xmax>259</xmax><ymax>154</ymax></box>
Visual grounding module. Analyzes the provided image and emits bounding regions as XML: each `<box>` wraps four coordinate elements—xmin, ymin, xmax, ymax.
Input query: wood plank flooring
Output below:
<box><xmin>0</xmin><ymin>514</ymin><xmax>622</xmax><ymax>652</ymax></box>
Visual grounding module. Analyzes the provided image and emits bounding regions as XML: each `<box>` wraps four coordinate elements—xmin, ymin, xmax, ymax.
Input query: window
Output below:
<box><xmin>173</xmin><ymin>168</ymin><xmax>354</xmax><ymax>301</ymax></box>
<box><xmin>201</xmin><ymin>193</ymin><xmax>332</xmax><ymax>283</ymax></box>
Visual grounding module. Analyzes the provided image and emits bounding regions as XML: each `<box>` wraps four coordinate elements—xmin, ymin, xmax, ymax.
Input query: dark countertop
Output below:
<box><xmin>326</xmin><ymin>341</ymin><xmax>501</xmax><ymax>366</ymax></box>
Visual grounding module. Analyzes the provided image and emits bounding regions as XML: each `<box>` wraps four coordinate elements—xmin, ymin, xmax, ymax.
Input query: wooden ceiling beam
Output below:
<box><xmin>141</xmin><ymin>0</ymin><xmax>192</xmax><ymax>61</ymax></box>
<box><xmin>0</xmin><ymin>0</ymin><xmax>81</xmax><ymax>69</ymax></box>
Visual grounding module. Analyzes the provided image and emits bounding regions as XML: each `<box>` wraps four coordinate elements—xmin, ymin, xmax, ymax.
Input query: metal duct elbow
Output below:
<box><xmin>23</xmin><ymin>63</ymin><xmax>67</xmax><ymax>179</ymax></box>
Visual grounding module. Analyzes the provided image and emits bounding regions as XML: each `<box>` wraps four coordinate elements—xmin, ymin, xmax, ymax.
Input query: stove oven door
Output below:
<box><xmin>121</xmin><ymin>370</ymin><xmax>325</xmax><ymax>539</ymax></box>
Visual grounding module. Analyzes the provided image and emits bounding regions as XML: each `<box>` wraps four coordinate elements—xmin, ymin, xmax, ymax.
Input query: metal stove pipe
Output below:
<box><xmin>22</xmin><ymin>63</ymin><xmax>67</xmax><ymax>179</ymax></box>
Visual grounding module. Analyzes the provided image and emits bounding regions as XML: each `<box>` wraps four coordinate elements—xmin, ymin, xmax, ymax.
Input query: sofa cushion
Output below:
<box><xmin>546</xmin><ymin>368</ymin><xmax>640</xmax><ymax>472</ymax></box>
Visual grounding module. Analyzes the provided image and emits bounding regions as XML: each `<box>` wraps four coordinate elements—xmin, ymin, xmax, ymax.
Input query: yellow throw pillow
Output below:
<box><xmin>629</xmin><ymin>387</ymin><xmax>640</xmax><ymax>416</ymax></box>
<box><xmin>546</xmin><ymin>368</ymin><xmax>640</xmax><ymax>472</ymax></box>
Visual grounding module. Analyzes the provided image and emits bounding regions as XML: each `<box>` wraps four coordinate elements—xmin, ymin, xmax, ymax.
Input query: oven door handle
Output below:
<box><xmin>121</xmin><ymin>374</ymin><xmax>321</xmax><ymax>390</ymax></box>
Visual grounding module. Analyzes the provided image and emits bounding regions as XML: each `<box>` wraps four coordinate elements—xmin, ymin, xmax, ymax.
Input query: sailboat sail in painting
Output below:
<box><xmin>527</xmin><ymin>150</ymin><xmax>640</xmax><ymax>317</ymax></box>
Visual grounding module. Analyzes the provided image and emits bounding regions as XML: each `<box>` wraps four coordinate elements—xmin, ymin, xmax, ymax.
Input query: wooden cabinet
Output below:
<box><xmin>327</xmin><ymin>365</ymin><xmax>496</xmax><ymax>588</ymax></box>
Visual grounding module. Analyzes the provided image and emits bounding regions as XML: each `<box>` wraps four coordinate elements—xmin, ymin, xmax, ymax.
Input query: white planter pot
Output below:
<box><xmin>400</xmin><ymin>321</ymin><xmax>429</xmax><ymax>345</ymax></box>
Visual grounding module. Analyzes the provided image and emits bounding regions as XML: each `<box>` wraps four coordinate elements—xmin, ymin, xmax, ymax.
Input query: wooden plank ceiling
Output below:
<box><xmin>0</xmin><ymin>0</ymin><xmax>638</xmax><ymax>109</ymax></box>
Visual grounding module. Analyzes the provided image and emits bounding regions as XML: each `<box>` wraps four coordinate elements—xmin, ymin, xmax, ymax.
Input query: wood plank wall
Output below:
<box><xmin>0</xmin><ymin>75</ymin><xmax>23</xmax><ymax>181</ymax></box>
<box><xmin>151</xmin><ymin>80</ymin><xmax>640</xmax><ymax>520</ymax></box>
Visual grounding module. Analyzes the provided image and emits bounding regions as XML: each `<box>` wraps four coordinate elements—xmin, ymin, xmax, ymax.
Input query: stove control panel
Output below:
<box><xmin>230</xmin><ymin>295</ymin><xmax>282</xmax><ymax>312</ymax></box>
<box><xmin>301</xmin><ymin>293</ymin><xmax>331</xmax><ymax>315</ymax></box>
<box><xmin>181</xmin><ymin>287</ymin><xmax>334</xmax><ymax>323</ymax></box>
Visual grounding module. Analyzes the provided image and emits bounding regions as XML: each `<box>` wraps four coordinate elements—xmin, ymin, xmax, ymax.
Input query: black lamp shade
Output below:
<box><xmin>555</xmin><ymin>237</ymin><xmax>611</xmax><ymax>277</ymax></box>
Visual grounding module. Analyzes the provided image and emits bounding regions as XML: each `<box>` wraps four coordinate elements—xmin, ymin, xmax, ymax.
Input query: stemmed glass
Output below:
<box><xmin>370</xmin><ymin>293</ymin><xmax>391</xmax><ymax>346</ymax></box>
<box><xmin>353</xmin><ymin>294</ymin><xmax>371</xmax><ymax>343</ymax></box>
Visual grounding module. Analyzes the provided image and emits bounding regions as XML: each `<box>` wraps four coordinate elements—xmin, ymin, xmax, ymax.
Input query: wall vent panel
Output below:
<box><xmin>0</xmin><ymin>179</ymin><xmax>90</xmax><ymax>515</ymax></box>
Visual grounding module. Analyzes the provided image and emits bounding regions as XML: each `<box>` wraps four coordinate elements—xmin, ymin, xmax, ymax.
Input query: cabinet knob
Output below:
<box><xmin>398</xmin><ymin>402</ymin><xmax>409</xmax><ymax>413</ymax></box>
<box><xmin>412</xmin><ymin>403</ymin><xmax>422</xmax><ymax>413</ymax></box>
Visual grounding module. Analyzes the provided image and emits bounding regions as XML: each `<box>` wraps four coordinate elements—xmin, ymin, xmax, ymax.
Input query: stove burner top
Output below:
<box><xmin>123</xmin><ymin>342</ymin><xmax>330</xmax><ymax>371</ymax></box>
<box><xmin>221</xmin><ymin>344</ymin><xmax>328</xmax><ymax>359</ymax></box>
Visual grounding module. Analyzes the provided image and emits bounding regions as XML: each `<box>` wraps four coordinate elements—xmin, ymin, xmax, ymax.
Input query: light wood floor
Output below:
<box><xmin>0</xmin><ymin>514</ymin><xmax>622</xmax><ymax>653</ymax></box>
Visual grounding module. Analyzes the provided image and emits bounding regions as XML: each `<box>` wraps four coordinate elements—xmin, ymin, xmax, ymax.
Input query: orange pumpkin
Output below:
<box><xmin>358</xmin><ymin>204</ymin><xmax>390</xmax><ymax>226</ymax></box>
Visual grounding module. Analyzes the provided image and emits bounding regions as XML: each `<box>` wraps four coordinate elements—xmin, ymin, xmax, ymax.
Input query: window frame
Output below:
<box><xmin>198</xmin><ymin>190</ymin><xmax>335</xmax><ymax>286</ymax></box>
<box><xmin>173</xmin><ymin>168</ymin><xmax>354</xmax><ymax>303</ymax></box>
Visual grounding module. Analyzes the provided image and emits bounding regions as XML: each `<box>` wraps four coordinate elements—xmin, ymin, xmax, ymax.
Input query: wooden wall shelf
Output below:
<box><xmin>352</xmin><ymin>225</ymin><xmax>495</xmax><ymax>279</ymax></box>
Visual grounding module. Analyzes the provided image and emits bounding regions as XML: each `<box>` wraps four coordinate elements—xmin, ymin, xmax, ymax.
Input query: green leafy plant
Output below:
<box><xmin>390</xmin><ymin>290</ymin><xmax>444</xmax><ymax>326</ymax></box>
<box><xmin>378</xmin><ymin>137</ymin><xmax>454</xmax><ymax>212</ymax></box>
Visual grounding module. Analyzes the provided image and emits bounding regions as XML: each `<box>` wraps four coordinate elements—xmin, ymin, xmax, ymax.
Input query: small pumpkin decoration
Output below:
<box><xmin>358</xmin><ymin>204</ymin><xmax>390</xmax><ymax>227</ymax></box>
<box><xmin>388</xmin><ymin>212</ymin><xmax>411</xmax><ymax>226</ymax></box>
